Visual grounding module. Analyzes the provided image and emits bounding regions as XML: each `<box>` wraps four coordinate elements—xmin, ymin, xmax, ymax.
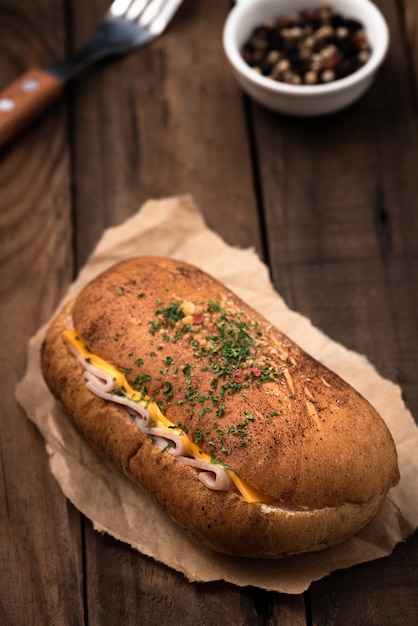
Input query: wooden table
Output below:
<box><xmin>1</xmin><ymin>1</ymin><xmax>417</xmax><ymax>623</ymax></box>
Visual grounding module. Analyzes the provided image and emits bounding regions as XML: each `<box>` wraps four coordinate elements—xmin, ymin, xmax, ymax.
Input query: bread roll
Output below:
<box><xmin>41</xmin><ymin>257</ymin><xmax>399</xmax><ymax>557</ymax></box>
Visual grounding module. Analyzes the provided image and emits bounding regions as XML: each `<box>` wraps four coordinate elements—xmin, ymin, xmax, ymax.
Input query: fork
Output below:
<box><xmin>0</xmin><ymin>0</ymin><xmax>184</xmax><ymax>149</ymax></box>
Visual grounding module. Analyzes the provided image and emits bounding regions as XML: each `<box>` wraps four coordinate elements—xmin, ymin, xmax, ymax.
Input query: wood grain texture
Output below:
<box><xmin>69</xmin><ymin>0</ymin><xmax>261</xmax><ymax>268</ymax></box>
<box><xmin>251</xmin><ymin>0</ymin><xmax>418</xmax><ymax>417</ymax></box>
<box><xmin>403</xmin><ymin>0</ymin><xmax>418</xmax><ymax>105</ymax></box>
<box><xmin>309</xmin><ymin>531</ymin><xmax>418</xmax><ymax>626</ymax></box>
<box><xmin>0</xmin><ymin>1</ymin><xmax>82</xmax><ymax>625</ymax></box>
<box><xmin>83</xmin><ymin>522</ymin><xmax>307</xmax><ymax>626</ymax></box>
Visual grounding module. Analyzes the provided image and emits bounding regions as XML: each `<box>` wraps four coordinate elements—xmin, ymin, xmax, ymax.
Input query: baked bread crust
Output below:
<box><xmin>41</xmin><ymin>257</ymin><xmax>399</xmax><ymax>557</ymax></box>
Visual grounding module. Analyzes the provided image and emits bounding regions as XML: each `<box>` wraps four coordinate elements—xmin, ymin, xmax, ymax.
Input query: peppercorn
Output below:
<box><xmin>241</xmin><ymin>3</ymin><xmax>372</xmax><ymax>86</ymax></box>
<box><xmin>321</xmin><ymin>69</ymin><xmax>335</xmax><ymax>82</ymax></box>
<box><xmin>304</xmin><ymin>70</ymin><xmax>318</xmax><ymax>84</ymax></box>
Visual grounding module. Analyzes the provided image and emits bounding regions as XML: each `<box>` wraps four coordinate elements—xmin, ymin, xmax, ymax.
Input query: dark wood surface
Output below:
<box><xmin>1</xmin><ymin>1</ymin><xmax>417</xmax><ymax>624</ymax></box>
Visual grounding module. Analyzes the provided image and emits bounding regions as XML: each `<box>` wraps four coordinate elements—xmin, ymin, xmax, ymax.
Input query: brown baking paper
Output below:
<box><xmin>16</xmin><ymin>195</ymin><xmax>418</xmax><ymax>594</ymax></box>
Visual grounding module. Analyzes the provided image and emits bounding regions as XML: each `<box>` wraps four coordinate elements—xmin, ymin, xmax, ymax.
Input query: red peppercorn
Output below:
<box><xmin>322</xmin><ymin>55</ymin><xmax>342</xmax><ymax>70</ymax></box>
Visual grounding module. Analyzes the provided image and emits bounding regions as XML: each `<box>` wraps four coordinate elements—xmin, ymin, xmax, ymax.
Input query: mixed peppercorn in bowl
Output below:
<box><xmin>223</xmin><ymin>0</ymin><xmax>389</xmax><ymax>116</ymax></box>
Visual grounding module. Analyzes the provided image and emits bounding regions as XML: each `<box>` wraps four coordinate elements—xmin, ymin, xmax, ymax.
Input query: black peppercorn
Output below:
<box><xmin>241</xmin><ymin>3</ymin><xmax>372</xmax><ymax>86</ymax></box>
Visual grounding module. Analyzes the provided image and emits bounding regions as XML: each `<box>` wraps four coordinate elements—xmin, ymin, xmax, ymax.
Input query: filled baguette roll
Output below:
<box><xmin>41</xmin><ymin>256</ymin><xmax>399</xmax><ymax>558</ymax></box>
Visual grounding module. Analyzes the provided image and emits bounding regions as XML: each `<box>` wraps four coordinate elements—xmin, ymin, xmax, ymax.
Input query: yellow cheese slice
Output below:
<box><xmin>63</xmin><ymin>329</ymin><xmax>276</xmax><ymax>504</ymax></box>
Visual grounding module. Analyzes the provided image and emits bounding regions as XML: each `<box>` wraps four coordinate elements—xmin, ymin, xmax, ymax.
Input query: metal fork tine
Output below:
<box><xmin>148</xmin><ymin>0</ymin><xmax>184</xmax><ymax>35</ymax></box>
<box><xmin>124</xmin><ymin>0</ymin><xmax>152</xmax><ymax>21</ymax></box>
<box><xmin>109</xmin><ymin>0</ymin><xmax>137</xmax><ymax>19</ymax></box>
<box><xmin>138</xmin><ymin>0</ymin><xmax>183</xmax><ymax>34</ymax></box>
<box><xmin>109</xmin><ymin>0</ymin><xmax>181</xmax><ymax>31</ymax></box>
<box><xmin>45</xmin><ymin>0</ymin><xmax>183</xmax><ymax>84</ymax></box>
<box><xmin>137</xmin><ymin>0</ymin><xmax>167</xmax><ymax>26</ymax></box>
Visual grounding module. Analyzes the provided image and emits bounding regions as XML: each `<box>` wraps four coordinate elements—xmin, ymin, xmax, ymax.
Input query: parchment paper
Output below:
<box><xmin>16</xmin><ymin>195</ymin><xmax>418</xmax><ymax>594</ymax></box>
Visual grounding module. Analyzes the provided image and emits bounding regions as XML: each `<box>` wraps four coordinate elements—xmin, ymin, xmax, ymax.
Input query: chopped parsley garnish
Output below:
<box><xmin>113</xmin><ymin>295</ymin><xmax>296</xmax><ymax>463</ymax></box>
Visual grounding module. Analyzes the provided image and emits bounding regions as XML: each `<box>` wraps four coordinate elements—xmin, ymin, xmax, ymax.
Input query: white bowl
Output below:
<box><xmin>223</xmin><ymin>0</ymin><xmax>389</xmax><ymax>116</ymax></box>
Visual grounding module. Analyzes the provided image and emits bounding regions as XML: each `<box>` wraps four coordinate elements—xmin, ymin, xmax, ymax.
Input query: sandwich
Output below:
<box><xmin>41</xmin><ymin>256</ymin><xmax>399</xmax><ymax>558</ymax></box>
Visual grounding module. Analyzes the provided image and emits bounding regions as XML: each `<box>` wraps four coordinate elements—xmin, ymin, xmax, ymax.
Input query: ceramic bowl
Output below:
<box><xmin>222</xmin><ymin>0</ymin><xmax>389</xmax><ymax>116</ymax></box>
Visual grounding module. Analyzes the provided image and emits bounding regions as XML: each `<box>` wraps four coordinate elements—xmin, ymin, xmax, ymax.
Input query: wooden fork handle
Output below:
<box><xmin>0</xmin><ymin>68</ymin><xmax>63</xmax><ymax>149</ymax></box>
